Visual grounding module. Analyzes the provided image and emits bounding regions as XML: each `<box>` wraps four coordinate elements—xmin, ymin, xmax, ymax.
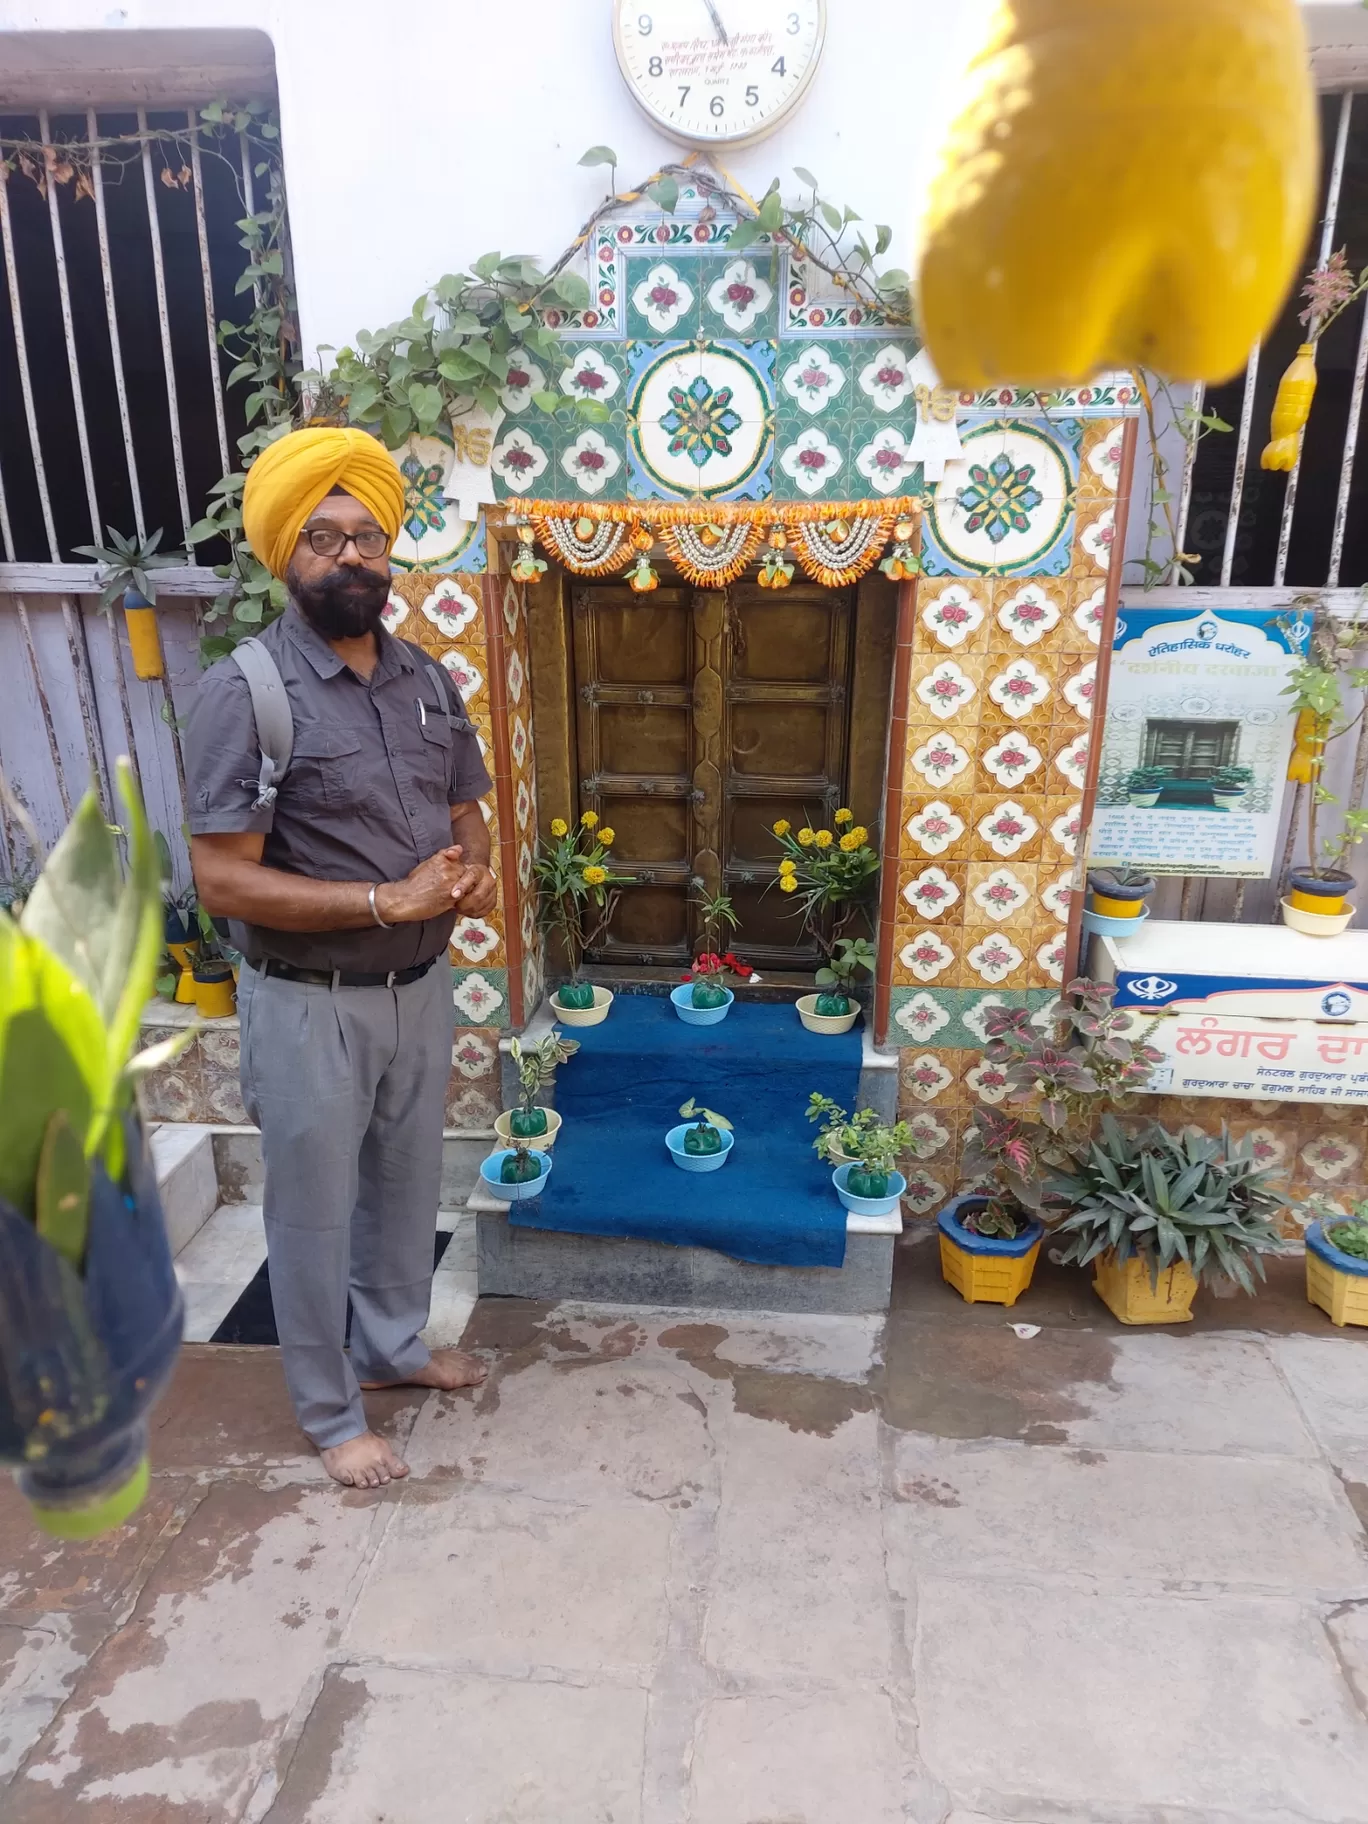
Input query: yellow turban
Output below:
<box><xmin>241</xmin><ymin>427</ymin><xmax>407</xmax><ymax>579</ymax></box>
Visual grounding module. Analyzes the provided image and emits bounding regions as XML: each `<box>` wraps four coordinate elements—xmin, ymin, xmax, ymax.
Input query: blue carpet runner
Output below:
<box><xmin>508</xmin><ymin>994</ymin><xmax>863</xmax><ymax>1269</ymax></box>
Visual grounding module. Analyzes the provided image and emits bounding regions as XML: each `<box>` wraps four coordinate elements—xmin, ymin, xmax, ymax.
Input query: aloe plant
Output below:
<box><xmin>72</xmin><ymin>526</ymin><xmax>185</xmax><ymax>612</ymax></box>
<box><xmin>1049</xmin><ymin>1116</ymin><xmax>1285</xmax><ymax>1293</ymax></box>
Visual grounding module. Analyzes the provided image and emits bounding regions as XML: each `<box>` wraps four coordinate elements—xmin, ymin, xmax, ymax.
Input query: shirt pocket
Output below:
<box><xmin>415</xmin><ymin>715</ymin><xmax>455</xmax><ymax>802</ymax></box>
<box><xmin>288</xmin><ymin>727</ymin><xmax>368</xmax><ymax>813</ymax></box>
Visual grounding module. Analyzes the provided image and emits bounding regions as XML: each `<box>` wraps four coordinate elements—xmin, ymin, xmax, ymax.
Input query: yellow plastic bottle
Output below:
<box><xmin>1261</xmin><ymin>343</ymin><xmax>1319</xmax><ymax>471</ymax></box>
<box><xmin>918</xmin><ymin>0</ymin><xmax>1317</xmax><ymax>389</ymax></box>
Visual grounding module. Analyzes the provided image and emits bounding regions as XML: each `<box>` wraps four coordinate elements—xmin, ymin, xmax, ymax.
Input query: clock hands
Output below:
<box><xmin>702</xmin><ymin>0</ymin><xmax>730</xmax><ymax>45</ymax></box>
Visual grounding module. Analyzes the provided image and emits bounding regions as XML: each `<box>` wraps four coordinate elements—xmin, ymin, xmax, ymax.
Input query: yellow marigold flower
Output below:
<box><xmin>772</xmin><ymin>818</ymin><xmax>792</xmax><ymax>836</ymax></box>
<box><xmin>550</xmin><ymin>818</ymin><xmax>568</xmax><ymax>838</ymax></box>
<box><xmin>834</xmin><ymin>808</ymin><xmax>853</xmax><ymax>825</ymax></box>
<box><xmin>797</xmin><ymin>828</ymin><xmax>816</xmax><ymax>847</ymax></box>
<box><xmin>813</xmin><ymin>829</ymin><xmax>834</xmax><ymax>849</ymax></box>
<box><xmin>839</xmin><ymin>832</ymin><xmax>861</xmax><ymax>852</ymax></box>
<box><xmin>598</xmin><ymin>827</ymin><xmax>615</xmax><ymax>846</ymax></box>
<box><xmin>778</xmin><ymin>858</ymin><xmax>797</xmax><ymax>876</ymax></box>
<box><xmin>779</xmin><ymin>875</ymin><xmax>797</xmax><ymax>893</ymax></box>
<box><xmin>850</xmin><ymin>826</ymin><xmax>869</xmax><ymax>845</ymax></box>
<box><xmin>582</xmin><ymin>864</ymin><xmax>607</xmax><ymax>886</ymax></box>
<box><xmin>581</xmin><ymin>811</ymin><xmax>599</xmax><ymax>829</ymax></box>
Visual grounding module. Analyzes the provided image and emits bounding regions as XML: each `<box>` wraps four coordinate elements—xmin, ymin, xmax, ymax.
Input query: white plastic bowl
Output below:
<box><xmin>552</xmin><ymin>986</ymin><xmax>614</xmax><ymax>1026</ymax></box>
<box><xmin>795</xmin><ymin>992</ymin><xmax>861</xmax><ymax>1034</ymax></box>
<box><xmin>1280</xmin><ymin>899</ymin><xmax>1356</xmax><ymax>937</ymax></box>
<box><xmin>493</xmin><ymin>1107</ymin><xmax>562</xmax><ymax>1149</ymax></box>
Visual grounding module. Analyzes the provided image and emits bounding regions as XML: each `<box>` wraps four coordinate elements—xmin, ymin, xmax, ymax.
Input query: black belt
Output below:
<box><xmin>261</xmin><ymin>957</ymin><xmax>437</xmax><ymax>989</ymax></box>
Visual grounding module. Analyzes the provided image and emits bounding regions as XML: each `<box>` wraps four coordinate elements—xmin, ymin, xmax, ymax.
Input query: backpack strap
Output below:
<box><xmin>423</xmin><ymin>659</ymin><xmax>475</xmax><ymax>734</ymax></box>
<box><xmin>229</xmin><ymin>637</ymin><xmax>294</xmax><ymax>810</ymax></box>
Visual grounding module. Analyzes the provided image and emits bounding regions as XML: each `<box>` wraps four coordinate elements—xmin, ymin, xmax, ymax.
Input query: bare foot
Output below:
<box><xmin>318</xmin><ymin>1431</ymin><xmax>411</xmax><ymax>1489</ymax></box>
<box><xmin>358</xmin><ymin>1348</ymin><xmax>488</xmax><ymax>1394</ymax></box>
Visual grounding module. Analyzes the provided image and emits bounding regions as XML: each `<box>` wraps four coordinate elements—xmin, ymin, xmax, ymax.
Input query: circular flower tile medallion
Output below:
<box><xmin>930</xmin><ymin>422</ymin><xmax>1073</xmax><ymax>573</ymax></box>
<box><xmin>631</xmin><ymin>344</ymin><xmax>771</xmax><ymax>499</ymax></box>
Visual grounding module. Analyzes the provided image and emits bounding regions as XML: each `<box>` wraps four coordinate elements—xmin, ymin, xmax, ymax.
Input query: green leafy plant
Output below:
<box><xmin>507</xmin><ymin>1030</ymin><xmax>579</xmax><ymax>1137</ymax></box>
<box><xmin>1128</xmin><ymin>370</ymin><xmax>1232</xmax><ymax>590</ymax></box>
<box><xmin>805</xmin><ymin>1095</ymin><xmax>918</xmax><ymax>1198</ymax></box>
<box><xmin>533</xmin><ymin>813</ymin><xmax>634</xmax><ymax>1005</ymax></box>
<box><xmin>1049</xmin><ymin>1116</ymin><xmax>1285</xmax><ymax>1294</ymax></box>
<box><xmin>960</xmin><ymin>1196</ymin><xmax>1034</xmax><ymax>1241</ymax></box>
<box><xmin>0</xmin><ymin>761</ymin><xmax>189</xmax><ymax>1255</ymax></box>
<box><xmin>679</xmin><ymin>1096</ymin><xmax>732</xmax><ymax>1157</ymax></box>
<box><xmin>1327</xmin><ymin>1216</ymin><xmax>1368</xmax><ymax>1261</ymax></box>
<box><xmin>1279</xmin><ymin>604</ymin><xmax>1368</xmax><ymax>881</ymax></box>
<box><xmin>1209</xmin><ymin>765</ymin><xmax>1254</xmax><ymax>792</ymax></box>
<box><xmin>686</xmin><ymin>888</ymin><xmax>745</xmax><ymax>1007</ymax></box>
<box><xmin>961</xmin><ymin>980</ymin><xmax>1163</xmax><ymax>1217</ymax></box>
<box><xmin>71</xmin><ymin>527</ymin><xmax>185</xmax><ymax>612</ymax></box>
<box><xmin>770</xmin><ymin>811</ymin><xmax>880</xmax><ymax>950</ymax></box>
<box><xmin>813</xmin><ymin>935</ymin><xmax>875</xmax><ymax>1017</ymax></box>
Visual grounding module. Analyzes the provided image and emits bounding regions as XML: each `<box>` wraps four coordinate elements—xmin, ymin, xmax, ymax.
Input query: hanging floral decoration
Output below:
<box><xmin>506</xmin><ymin>518</ymin><xmax>548</xmax><ymax>584</ymax></box>
<box><xmin>661</xmin><ymin>518</ymin><xmax>764</xmax><ymax>586</ymax></box>
<box><xmin>531</xmin><ymin>512</ymin><xmax>636</xmax><ymax>576</ymax></box>
<box><xmin>626</xmin><ymin>553</ymin><xmax>659</xmax><ymax>592</ymax></box>
<box><xmin>510</xmin><ymin>498</ymin><xmax>921</xmax><ymax>587</ymax></box>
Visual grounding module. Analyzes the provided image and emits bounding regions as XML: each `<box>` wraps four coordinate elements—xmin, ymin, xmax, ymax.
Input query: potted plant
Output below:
<box><xmin>796</xmin><ymin>935</ymin><xmax>874</xmax><ymax>1035</ymax></box>
<box><xmin>480</xmin><ymin>1138</ymin><xmax>553</xmax><ymax>1201</ymax></box>
<box><xmin>671</xmin><ymin>889</ymin><xmax>751</xmax><ymax>1025</ymax></box>
<box><xmin>769</xmin><ymin>809</ymin><xmax>880</xmax><ymax>947</ymax></box>
<box><xmin>72</xmin><ymin>526</ymin><xmax>186</xmax><ymax>682</ymax></box>
<box><xmin>960</xmin><ymin>977</ymin><xmax>1163</xmax><ymax>1251</ymax></box>
<box><xmin>806</xmin><ymin>1092</ymin><xmax>860</xmax><ymax>1165</ymax></box>
<box><xmin>1049</xmin><ymin>1116</ymin><xmax>1285</xmax><ymax>1324</ymax></box>
<box><xmin>494</xmin><ymin>1030</ymin><xmax>579</xmax><ymax>1148</ymax></box>
<box><xmin>533</xmin><ymin>812</ymin><xmax>633</xmax><ymax>1024</ymax></box>
<box><xmin>1208</xmin><ymin>764</ymin><xmax>1254</xmax><ymax>810</ymax></box>
<box><xmin>1083</xmin><ymin>867</ymin><xmax>1157</xmax><ymax>937</ymax></box>
<box><xmin>1302</xmin><ymin>1194</ymin><xmax>1368</xmax><ymax>1327</ymax></box>
<box><xmin>1124</xmin><ymin>765</ymin><xmax>1172</xmax><ymax>808</ymax></box>
<box><xmin>666</xmin><ymin>1098</ymin><xmax>734</xmax><ymax>1173</ymax></box>
<box><xmin>1</xmin><ymin>761</ymin><xmax>187</xmax><ymax>1537</ymax></box>
<box><xmin>1279</xmin><ymin>606</ymin><xmax>1367</xmax><ymax>931</ymax></box>
<box><xmin>151</xmin><ymin>831</ymin><xmax>199</xmax><ymax>1001</ymax></box>
<box><xmin>191</xmin><ymin>908</ymin><xmax>236</xmax><ymax>1019</ymax></box>
<box><xmin>830</xmin><ymin>1109</ymin><xmax>917</xmax><ymax>1218</ymax></box>
<box><xmin>937</xmin><ymin>1191</ymin><xmax>1044</xmax><ymax>1307</ymax></box>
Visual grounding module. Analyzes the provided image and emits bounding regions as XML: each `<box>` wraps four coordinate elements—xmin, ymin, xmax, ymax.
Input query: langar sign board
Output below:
<box><xmin>1089</xmin><ymin>605</ymin><xmax>1310</xmax><ymax>878</ymax></box>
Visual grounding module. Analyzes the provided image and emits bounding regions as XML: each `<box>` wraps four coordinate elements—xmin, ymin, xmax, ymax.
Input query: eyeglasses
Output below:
<box><xmin>304</xmin><ymin>526</ymin><xmax>390</xmax><ymax>559</ymax></box>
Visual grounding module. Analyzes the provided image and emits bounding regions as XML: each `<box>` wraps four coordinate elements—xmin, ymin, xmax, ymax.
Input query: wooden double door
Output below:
<box><xmin>570</xmin><ymin>577</ymin><xmax>867</xmax><ymax>969</ymax></box>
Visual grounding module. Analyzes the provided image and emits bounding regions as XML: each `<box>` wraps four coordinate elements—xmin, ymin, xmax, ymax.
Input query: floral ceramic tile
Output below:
<box><xmin>901</xmin><ymin>1169</ymin><xmax>949</xmax><ymax>1215</ymax></box>
<box><xmin>450</xmin><ymin>916</ymin><xmax>502</xmax><ymax>966</ymax></box>
<box><xmin>451</xmin><ymin>1029</ymin><xmax>498</xmax><ymax>1080</ymax></box>
<box><xmin>1060</xmin><ymin>660</ymin><xmax>1097</xmax><ymax>721</ymax></box>
<box><xmin>986</xmin><ymin>656</ymin><xmax>1052</xmax><ymax>722</ymax></box>
<box><xmin>975</xmin><ymin>798</ymin><xmax>1041</xmax><ymax>859</ymax></box>
<box><xmin>966</xmin><ymin>931</ymin><xmax>1025</xmax><ymax>985</ymax></box>
<box><xmin>981</xmin><ymin>731</ymin><xmax>1044</xmax><ymax>789</ymax></box>
<box><xmin>995</xmin><ymin>582</ymin><xmax>1062</xmax><ymax>648</ymax></box>
<box><xmin>899</xmin><ymin>929</ymin><xmax>956</xmax><ymax>983</ymax></box>
<box><xmin>921</xmin><ymin>418</ymin><xmax>1080</xmax><ymax>578</ymax></box>
<box><xmin>853</xmin><ymin>425</ymin><xmax>921</xmax><ymax>496</ymax></box>
<box><xmin>1076</xmin><ymin>503</ymin><xmax>1117</xmax><ymax>573</ymax></box>
<box><xmin>701</xmin><ymin>256</ymin><xmax>777</xmax><ymax>335</ymax></box>
<box><xmin>916</xmin><ymin>658</ymin><xmax>979</xmax><ymax>721</ymax></box>
<box><xmin>627</xmin><ymin>339</ymin><xmax>774</xmax><ymax>503</ymax></box>
<box><xmin>778</xmin><ymin>422</ymin><xmax>846</xmax><ymax>497</ymax></box>
<box><xmin>439</xmin><ymin>649</ymin><xmax>484</xmax><ymax>701</ymax></box>
<box><xmin>1045</xmin><ymin>798</ymin><xmax>1084</xmax><ymax>860</ymax></box>
<box><xmin>627</xmin><ymin>259</ymin><xmax>698</xmax><ymax>336</ymax></box>
<box><xmin>897</xmin><ymin>1045</ymin><xmax>956</xmax><ymax>1098</ymax></box>
<box><xmin>560</xmin><ymin>427</ymin><xmax>624</xmax><ymax>496</ymax></box>
<box><xmin>1070</xmin><ymin>582</ymin><xmax>1108</xmax><ymax>649</ymax></box>
<box><xmin>964</xmin><ymin>1054</ymin><xmax>1011</xmax><ymax>1104</ymax></box>
<box><xmin>780</xmin><ymin>343</ymin><xmax>848</xmax><ymax>415</ymax></box>
<box><xmin>1034</xmin><ymin>931</ymin><xmax>1067</xmax><ymax>984</ymax></box>
<box><xmin>920</xmin><ymin>582</ymin><xmax>987</xmax><ymax>651</ymax></box>
<box><xmin>1052</xmin><ymin>730</ymin><xmax>1090</xmax><ymax>790</ymax></box>
<box><xmin>968</xmin><ymin>866</ymin><xmax>1033</xmax><ymax>924</ymax></box>
<box><xmin>1039</xmin><ymin>870</ymin><xmax>1076</xmax><ymax>920</ymax></box>
<box><xmin>1082</xmin><ymin>419</ymin><xmax>1125</xmax><ymax>492</ymax></box>
<box><xmin>901</xmin><ymin>863</ymin><xmax>963</xmax><ymax>920</ymax></box>
<box><xmin>905</xmin><ymin>799</ymin><xmax>969</xmax><ymax>858</ymax></box>
<box><xmin>857</xmin><ymin>343</ymin><xmax>918</xmax><ymax>411</ymax></box>
<box><xmin>907</xmin><ymin>728</ymin><xmax>975</xmax><ymax>794</ymax></box>
<box><xmin>419</xmin><ymin>576</ymin><xmax>483</xmax><ymax>639</ymax></box>
<box><xmin>452</xmin><ymin>967</ymin><xmax>508</xmax><ymax>1028</ymax></box>
<box><xmin>500</xmin><ymin>355</ymin><xmax>549</xmax><ymax>415</ymax></box>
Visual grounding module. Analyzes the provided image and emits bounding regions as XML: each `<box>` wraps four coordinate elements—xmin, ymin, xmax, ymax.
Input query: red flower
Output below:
<box><xmin>576</xmin><ymin>449</ymin><xmax>606</xmax><ymax>472</ymax></box>
<box><xmin>574</xmin><ymin>367</ymin><xmax>607</xmax><ymax>393</ymax></box>
<box><xmin>797</xmin><ymin>448</ymin><xmax>827</xmax><ymax>471</ymax></box>
<box><xmin>726</xmin><ymin>280</ymin><xmax>756</xmax><ymax>307</ymax></box>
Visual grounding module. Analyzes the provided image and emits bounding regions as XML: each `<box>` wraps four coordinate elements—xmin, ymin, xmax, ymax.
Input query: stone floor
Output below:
<box><xmin>2</xmin><ymin>1234</ymin><xmax>1367</xmax><ymax>1824</ymax></box>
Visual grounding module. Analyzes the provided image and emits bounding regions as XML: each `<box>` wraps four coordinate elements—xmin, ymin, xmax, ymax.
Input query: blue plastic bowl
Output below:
<box><xmin>480</xmin><ymin>1148</ymin><xmax>552</xmax><ymax>1202</ymax></box>
<box><xmin>832</xmin><ymin>1164</ymin><xmax>907</xmax><ymax>1217</ymax></box>
<box><xmin>670</xmin><ymin>983</ymin><xmax>734</xmax><ymax>1026</ymax></box>
<box><xmin>665</xmin><ymin>1122</ymin><xmax>735</xmax><ymax>1173</ymax></box>
<box><xmin>1081</xmin><ymin>906</ymin><xmax>1150</xmax><ymax>939</ymax></box>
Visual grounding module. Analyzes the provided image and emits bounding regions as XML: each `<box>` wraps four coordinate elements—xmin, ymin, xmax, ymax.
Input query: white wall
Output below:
<box><xmin>0</xmin><ymin>0</ymin><xmax>990</xmax><ymax>360</ymax></box>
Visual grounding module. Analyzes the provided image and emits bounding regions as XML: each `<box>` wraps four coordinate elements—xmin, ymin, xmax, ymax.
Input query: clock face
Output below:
<box><xmin>612</xmin><ymin>0</ymin><xmax>827</xmax><ymax>148</ymax></box>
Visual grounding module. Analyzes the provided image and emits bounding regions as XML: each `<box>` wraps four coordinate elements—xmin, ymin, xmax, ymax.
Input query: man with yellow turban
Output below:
<box><xmin>185</xmin><ymin>427</ymin><xmax>497</xmax><ymax>1490</ymax></box>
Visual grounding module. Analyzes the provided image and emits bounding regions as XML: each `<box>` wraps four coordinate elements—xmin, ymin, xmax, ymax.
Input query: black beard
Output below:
<box><xmin>287</xmin><ymin>565</ymin><xmax>390</xmax><ymax>640</ymax></box>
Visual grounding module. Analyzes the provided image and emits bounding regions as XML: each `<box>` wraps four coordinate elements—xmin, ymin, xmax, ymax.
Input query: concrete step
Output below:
<box><xmin>149</xmin><ymin>1123</ymin><xmax>218</xmax><ymax>1257</ymax></box>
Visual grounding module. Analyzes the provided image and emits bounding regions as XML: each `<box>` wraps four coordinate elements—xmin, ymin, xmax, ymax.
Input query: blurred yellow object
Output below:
<box><xmin>1261</xmin><ymin>343</ymin><xmax>1318</xmax><ymax>470</ymax></box>
<box><xmin>918</xmin><ymin>0</ymin><xmax>1317</xmax><ymax>389</ymax></box>
<box><xmin>1287</xmin><ymin>707</ymin><xmax>1327</xmax><ymax>784</ymax></box>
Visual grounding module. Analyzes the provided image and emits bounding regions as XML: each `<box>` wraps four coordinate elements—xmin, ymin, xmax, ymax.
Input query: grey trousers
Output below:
<box><xmin>236</xmin><ymin>959</ymin><xmax>454</xmax><ymax>1448</ymax></box>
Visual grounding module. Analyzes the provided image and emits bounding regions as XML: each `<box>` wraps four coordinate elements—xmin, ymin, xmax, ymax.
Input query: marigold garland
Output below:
<box><xmin>509</xmin><ymin>498</ymin><xmax>921</xmax><ymax>586</ymax></box>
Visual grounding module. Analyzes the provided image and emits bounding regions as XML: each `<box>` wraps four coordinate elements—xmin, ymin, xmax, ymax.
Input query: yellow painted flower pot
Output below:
<box><xmin>917</xmin><ymin>0</ymin><xmax>1317</xmax><ymax>387</ymax></box>
<box><xmin>939</xmin><ymin>1233</ymin><xmax>1041</xmax><ymax>1307</ymax></box>
<box><xmin>166</xmin><ymin>939</ymin><xmax>199</xmax><ymax>969</ymax></box>
<box><xmin>1091</xmin><ymin>892</ymin><xmax>1145</xmax><ymax>920</ymax></box>
<box><xmin>193</xmin><ymin>970</ymin><xmax>237</xmax><ymax>1019</ymax></box>
<box><xmin>1305</xmin><ymin>1223</ymin><xmax>1368</xmax><ymax>1328</ymax></box>
<box><xmin>1289</xmin><ymin>888</ymin><xmax>1346</xmax><ymax>916</ymax></box>
<box><xmin>174</xmin><ymin>963</ymin><xmax>198</xmax><ymax>1004</ymax></box>
<box><xmin>123</xmin><ymin>604</ymin><xmax>164</xmax><ymax>680</ymax></box>
<box><xmin>1093</xmin><ymin>1252</ymin><xmax>1197</xmax><ymax>1324</ymax></box>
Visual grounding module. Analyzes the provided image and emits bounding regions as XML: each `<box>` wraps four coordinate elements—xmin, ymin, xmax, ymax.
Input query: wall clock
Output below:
<box><xmin>612</xmin><ymin>0</ymin><xmax>827</xmax><ymax>148</ymax></box>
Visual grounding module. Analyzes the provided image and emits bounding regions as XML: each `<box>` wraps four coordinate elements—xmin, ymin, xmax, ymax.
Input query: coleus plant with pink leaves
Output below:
<box><xmin>961</xmin><ymin>978</ymin><xmax>1163</xmax><ymax>1217</ymax></box>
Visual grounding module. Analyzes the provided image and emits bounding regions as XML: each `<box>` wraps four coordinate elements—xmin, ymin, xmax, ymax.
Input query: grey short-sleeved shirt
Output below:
<box><xmin>185</xmin><ymin>604</ymin><xmax>492</xmax><ymax>971</ymax></box>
